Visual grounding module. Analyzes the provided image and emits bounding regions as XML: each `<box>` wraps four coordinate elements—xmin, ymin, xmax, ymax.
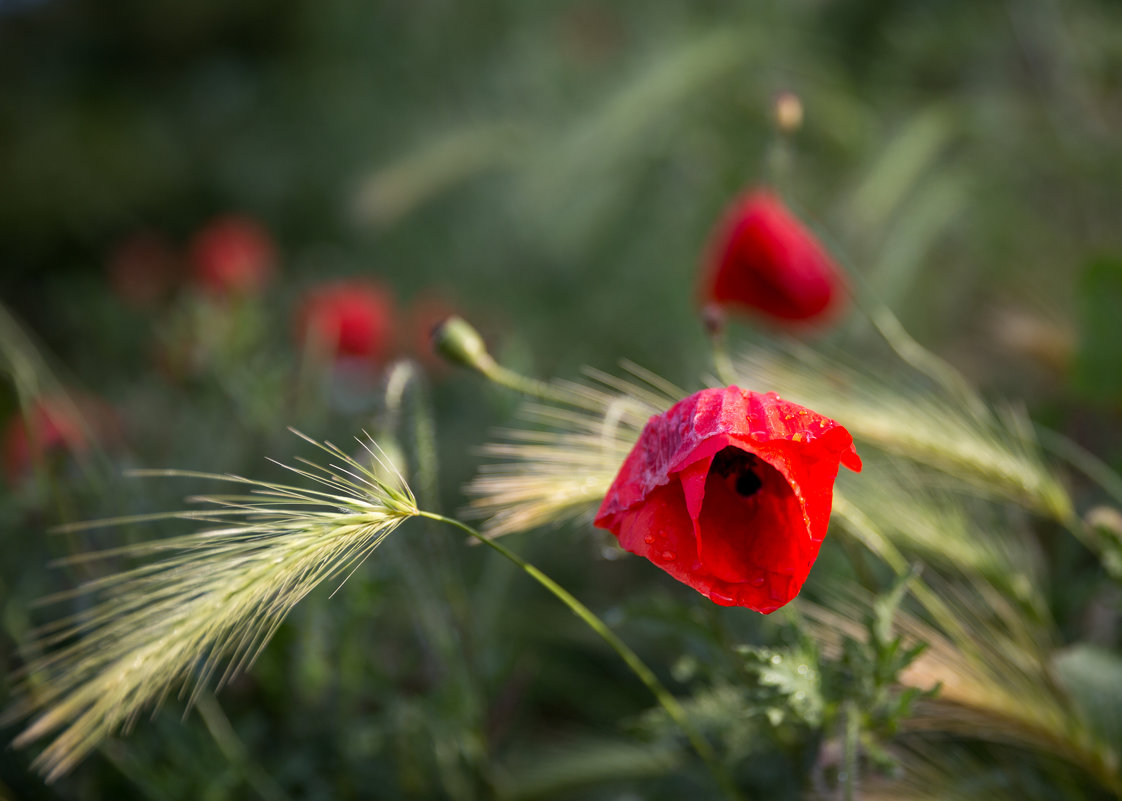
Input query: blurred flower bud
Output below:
<box><xmin>1086</xmin><ymin>506</ymin><xmax>1122</xmax><ymax>538</ymax></box>
<box><xmin>431</xmin><ymin>315</ymin><xmax>496</xmax><ymax>374</ymax></box>
<box><xmin>296</xmin><ymin>279</ymin><xmax>395</xmax><ymax>364</ymax></box>
<box><xmin>189</xmin><ymin>215</ymin><xmax>276</xmax><ymax>297</ymax></box>
<box><xmin>773</xmin><ymin>92</ymin><xmax>804</xmax><ymax>135</ymax></box>
<box><xmin>701</xmin><ymin>304</ymin><xmax>726</xmax><ymax>338</ymax></box>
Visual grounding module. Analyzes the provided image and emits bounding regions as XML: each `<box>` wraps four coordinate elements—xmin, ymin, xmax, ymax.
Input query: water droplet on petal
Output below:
<box><xmin>660</xmin><ymin>550</ymin><xmax>677</xmax><ymax>562</ymax></box>
<box><xmin>644</xmin><ymin>535</ymin><xmax>655</xmax><ymax>544</ymax></box>
<box><xmin>708</xmin><ymin>587</ymin><xmax>735</xmax><ymax>605</ymax></box>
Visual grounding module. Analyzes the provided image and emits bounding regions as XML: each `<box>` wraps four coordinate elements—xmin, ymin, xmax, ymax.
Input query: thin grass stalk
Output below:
<box><xmin>417</xmin><ymin>511</ymin><xmax>747</xmax><ymax>801</ymax></box>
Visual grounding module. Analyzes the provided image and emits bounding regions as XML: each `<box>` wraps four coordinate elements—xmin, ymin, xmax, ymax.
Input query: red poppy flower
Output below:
<box><xmin>701</xmin><ymin>190</ymin><xmax>846</xmax><ymax>324</ymax></box>
<box><xmin>189</xmin><ymin>215</ymin><xmax>276</xmax><ymax>296</ymax></box>
<box><xmin>594</xmin><ymin>387</ymin><xmax>861</xmax><ymax>612</ymax></box>
<box><xmin>296</xmin><ymin>279</ymin><xmax>395</xmax><ymax>363</ymax></box>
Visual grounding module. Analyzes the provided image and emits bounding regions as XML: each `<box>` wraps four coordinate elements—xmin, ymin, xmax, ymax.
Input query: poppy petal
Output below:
<box><xmin>701</xmin><ymin>190</ymin><xmax>846</xmax><ymax>326</ymax></box>
<box><xmin>595</xmin><ymin>386</ymin><xmax>859</xmax><ymax>612</ymax></box>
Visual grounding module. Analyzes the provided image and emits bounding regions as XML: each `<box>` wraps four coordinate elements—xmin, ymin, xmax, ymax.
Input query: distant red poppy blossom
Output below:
<box><xmin>702</xmin><ymin>190</ymin><xmax>846</xmax><ymax>324</ymax></box>
<box><xmin>189</xmin><ymin>215</ymin><xmax>276</xmax><ymax>296</ymax></box>
<box><xmin>3</xmin><ymin>399</ymin><xmax>90</xmax><ymax>484</ymax></box>
<box><xmin>594</xmin><ymin>387</ymin><xmax>861</xmax><ymax>612</ymax></box>
<box><xmin>296</xmin><ymin>280</ymin><xmax>395</xmax><ymax>362</ymax></box>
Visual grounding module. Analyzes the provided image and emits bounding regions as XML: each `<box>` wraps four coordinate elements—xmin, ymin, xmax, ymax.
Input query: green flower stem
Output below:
<box><xmin>478</xmin><ymin>362</ymin><xmax>571</xmax><ymax>405</ymax></box>
<box><xmin>1037</xmin><ymin>425</ymin><xmax>1122</xmax><ymax>511</ymax></box>
<box><xmin>711</xmin><ymin>342</ymin><xmax>738</xmax><ymax>388</ymax></box>
<box><xmin>418</xmin><ymin>511</ymin><xmax>745</xmax><ymax>801</ymax></box>
<box><xmin>701</xmin><ymin>310</ymin><xmax>738</xmax><ymax>387</ymax></box>
<box><xmin>1036</xmin><ymin>425</ymin><xmax>1122</xmax><ymax>582</ymax></box>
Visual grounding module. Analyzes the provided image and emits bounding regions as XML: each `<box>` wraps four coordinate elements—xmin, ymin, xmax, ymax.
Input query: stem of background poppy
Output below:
<box><xmin>1037</xmin><ymin>425</ymin><xmax>1122</xmax><ymax>512</ymax></box>
<box><xmin>701</xmin><ymin>306</ymin><xmax>738</xmax><ymax>386</ymax></box>
<box><xmin>1036</xmin><ymin>426</ymin><xmax>1122</xmax><ymax>582</ymax></box>
<box><xmin>417</xmin><ymin>511</ymin><xmax>745</xmax><ymax>801</ymax></box>
<box><xmin>478</xmin><ymin>362</ymin><xmax>572</xmax><ymax>405</ymax></box>
<box><xmin>431</xmin><ymin>314</ymin><xmax>572</xmax><ymax>404</ymax></box>
<box><xmin>710</xmin><ymin>336</ymin><xmax>738</xmax><ymax>387</ymax></box>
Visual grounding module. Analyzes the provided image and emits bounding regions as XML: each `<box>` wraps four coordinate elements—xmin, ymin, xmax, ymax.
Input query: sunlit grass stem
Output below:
<box><xmin>417</xmin><ymin>511</ymin><xmax>746</xmax><ymax>801</ymax></box>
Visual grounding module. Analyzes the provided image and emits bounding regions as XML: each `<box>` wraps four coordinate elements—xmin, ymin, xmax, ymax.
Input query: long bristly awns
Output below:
<box><xmin>9</xmin><ymin>431</ymin><xmax>417</xmax><ymax>782</ymax></box>
<box><xmin>464</xmin><ymin>365</ymin><xmax>681</xmax><ymax>537</ymax></box>
<box><xmin>735</xmin><ymin>343</ymin><xmax>1072</xmax><ymax>521</ymax></box>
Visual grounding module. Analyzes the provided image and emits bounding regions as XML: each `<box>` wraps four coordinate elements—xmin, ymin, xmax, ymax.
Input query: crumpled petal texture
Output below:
<box><xmin>703</xmin><ymin>189</ymin><xmax>846</xmax><ymax>323</ymax></box>
<box><xmin>594</xmin><ymin>386</ymin><xmax>861</xmax><ymax>613</ymax></box>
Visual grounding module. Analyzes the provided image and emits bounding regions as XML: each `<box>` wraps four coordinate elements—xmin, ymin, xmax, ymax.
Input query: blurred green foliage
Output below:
<box><xmin>3</xmin><ymin>0</ymin><xmax>1122</xmax><ymax>799</ymax></box>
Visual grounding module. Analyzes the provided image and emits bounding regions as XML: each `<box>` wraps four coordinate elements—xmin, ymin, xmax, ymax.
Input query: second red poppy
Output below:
<box><xmin>701</xmin><ymin>190</ymin><xmax>846</xmax><ymax>326</ymax></box>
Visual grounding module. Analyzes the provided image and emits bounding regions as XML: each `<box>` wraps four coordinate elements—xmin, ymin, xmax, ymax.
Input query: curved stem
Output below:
<box><xmin>417</xmin><ymin>511</ymin><xmax>745</xmax><ymax>801</ymax></box>
<box><xmin>703</xmin><ymin>318</ymin><xmax>738</xmax><ymax>387</ymax></box>
<box><xmin>1037</xmin><ymin>425</ymin><xmax>1122</xmax><ymax>511</ymax></box>
<box><xmin>1036</xmin><ymin>425</ymin><xmax>1122</xmax><ymax>582</ymax></box>
<box><xmin>479</xmin><ymin>362</ymin><xmax>571</xmax><ymax>405</ymax></box>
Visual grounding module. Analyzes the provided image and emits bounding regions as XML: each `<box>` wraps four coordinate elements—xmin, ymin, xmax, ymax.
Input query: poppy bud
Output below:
<box><xmin>773</xmin><ymin>91</ymin><xmax>804</xmax><ymax>134</ymax></box>
<box><xmin>700</xmin><ymin>190</ymin><xmax>846</xmax><ymax>326</ymax></box>
<box><xmin>189</xmin><ymin>215</ymin><xmax>276</xmax><ymax>297</ymax></box>
<box><xmin>430</xmin><ymin>315</ymin><xmax>497</xmax><ymax>374</ymax></box>
<box><xmin>595</xmin><ymin>387</ymin><xmax>861</xmax><ymax>612</ymax></box>
<box><xmin>296</xmin><ymin>280</ymin><xmax>395</xmax><ymax>363</ymax></box>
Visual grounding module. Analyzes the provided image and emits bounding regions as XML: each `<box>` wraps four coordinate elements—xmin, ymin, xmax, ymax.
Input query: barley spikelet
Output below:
<box><xmin>735</xmin><ymin>342</ymin><xmax>1071</xmax><ymax>521</ymax></box>
<box><xmin>465</xmin><ymin>363</ymin><xmax>682</xmax><ymax>537</ymax></box>
<box><xmin>9</xmin><ymin>431</ymin><xmax>417</xmax><ymax>781</ymax></box>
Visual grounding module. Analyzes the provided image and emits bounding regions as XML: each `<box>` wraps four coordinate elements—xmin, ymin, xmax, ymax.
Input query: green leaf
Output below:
<box><xmin>738</xmin><ymin>645</ymin><xmax>824</xmax><ymax>729</ymax></box>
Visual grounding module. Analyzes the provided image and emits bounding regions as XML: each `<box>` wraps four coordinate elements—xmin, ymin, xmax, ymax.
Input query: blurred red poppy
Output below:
<box><xmin>594</xmin><ymin>386</ymin><xmax>861</xmax><ymax>612</ymax></box>
<box><xmin>3</xmin><ymin>399</ymin><xmax>91</xmax><ymax>484</ymax></box>
<box><xmin>296</xmin><ymin>279</ymin><xmax>395</xmax><ymax>363</ymax></box>
<box><xmin>189</xmin><ymin>215</ymin><xmax>276</xmax><ymax>296</ymax></box>
<box><xmin>701</xmin><ymin>190</ymin><xmax>846</xmax><ymax>325</ymax></box>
